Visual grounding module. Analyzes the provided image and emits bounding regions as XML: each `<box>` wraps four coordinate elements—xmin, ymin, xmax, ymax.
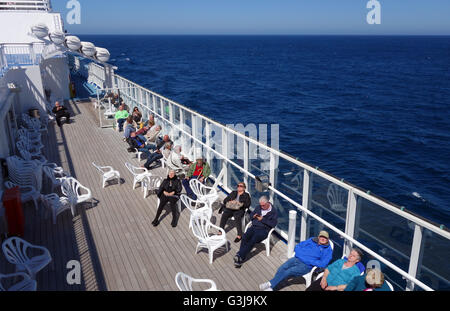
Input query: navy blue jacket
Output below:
<box><xmin>249</xmin><ymin>204</ymin><xmax>277</xmax><ymax>232</ymax></box>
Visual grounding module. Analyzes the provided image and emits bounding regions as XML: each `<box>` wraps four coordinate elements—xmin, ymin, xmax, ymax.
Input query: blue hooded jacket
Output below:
<box><xmin>294</xmin><ymin>237</ymin><xmax>333</xmax><ymax>269</ymax></box>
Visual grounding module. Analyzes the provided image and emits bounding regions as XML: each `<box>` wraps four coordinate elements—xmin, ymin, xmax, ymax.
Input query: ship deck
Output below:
<box><xmin>0</xmin><ymin>99</ymin><xmax>306</xmax><ymax>291</ymax></box>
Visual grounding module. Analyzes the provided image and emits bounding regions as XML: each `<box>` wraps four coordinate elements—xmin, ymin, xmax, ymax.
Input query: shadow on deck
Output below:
<box><xmin>1</xmin><ymin>99</ymin><xmax>307</xmax><ymax>291</ymax></box>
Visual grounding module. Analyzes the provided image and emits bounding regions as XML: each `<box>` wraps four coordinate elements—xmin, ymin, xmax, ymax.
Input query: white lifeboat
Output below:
<box><xmin>49</xmin><ymin>31</ymin><xmax>65</xmax><ymax>45</ymax></box>
<box><xmin>81</xmin><ymin>41</ymin><xmax>96</xmax><ymax>57</ymax></box>
<box><xmin>95</xmin><ymin>47</ymin><xmax>111</xmax><ymax>62</ymax></box>
<box><xmin>64</xmin><ymin>36</ymin><xmax>81</xmax><ymax>51</ymax></box>
<box><xmin>31</xmin><ymin>23</ymin><xmax>49</xmax><ymax>39</ymax></box>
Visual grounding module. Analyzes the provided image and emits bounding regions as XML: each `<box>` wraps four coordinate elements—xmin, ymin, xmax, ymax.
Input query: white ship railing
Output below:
<box><xmin>0</xmin><ymin>0</ymin><xmax>51</xmax><ymax>11</ymax></box>
<box><xmin>84</xmin><ymin>59</ymin><xmax>449</xmax><ymax>291</ymax></box>
<box><xmin>0</xmin><ymin>43</ymin><xmax>45</xmax><ymax>76</ymax></box>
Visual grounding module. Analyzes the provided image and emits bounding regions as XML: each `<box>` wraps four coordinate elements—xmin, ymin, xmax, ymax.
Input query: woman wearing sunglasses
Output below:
<box><xmin>218</xmin><ymin>182</ymin><xmax>251</xmax><ymax>243</ymax></box>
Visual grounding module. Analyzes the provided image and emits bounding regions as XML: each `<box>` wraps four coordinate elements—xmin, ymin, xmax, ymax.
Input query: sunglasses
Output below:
<box><xmin>237</xmin><ymin>185</ymin><xmax>245</xmax><ymax>188</ymax></box>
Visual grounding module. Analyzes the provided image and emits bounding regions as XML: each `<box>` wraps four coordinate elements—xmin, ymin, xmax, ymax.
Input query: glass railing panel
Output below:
<box><xmin>416</xmin><ymin>228</ymin><xmax>450</xmax><ymax>291</ymax></box>
<box><xmin>272</xmin><ymin>157</ymin><xmax>304</xmax><ymax>210</ymax></box>
<box><xmin>354</xmin><ymin>196</ymin><xmax>414</xmax><ymax>290</ymax></box>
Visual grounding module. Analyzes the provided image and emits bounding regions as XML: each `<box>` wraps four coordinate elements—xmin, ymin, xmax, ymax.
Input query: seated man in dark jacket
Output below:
<box><xmin>126</xmin><ymin>132</ymin><xmax>152</xmax><ymax>158</ymax></box>
<box><xmin>234</xmin><ymin>196</ymin><xmax>277</xmax><ymax>268</ymax></box>
<box><xmin>52</xmin><ymin>101</ymin><xmax>71</xmax><ymax>127</ymax></box>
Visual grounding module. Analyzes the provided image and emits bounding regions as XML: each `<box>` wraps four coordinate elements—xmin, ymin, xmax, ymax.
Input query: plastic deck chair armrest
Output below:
<box><xmin>208</xmin><ymin>223</ymin><xmax>226</xmax><ymax>236</ymax></box>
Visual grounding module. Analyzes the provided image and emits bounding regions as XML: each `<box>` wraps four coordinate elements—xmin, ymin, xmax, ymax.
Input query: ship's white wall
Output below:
<box><xmin>0</xmin><ymin>12</ymin><xmax>63</xmax><ymax>44</ymax></box>
<box><xmin>0</xmin><ymin>92</ymin><xmax>16</xmax><ymax>189</ymax></box>
<box><xmin>3</xmin><ymin>66</ymin><xmax>46</xmax><ymax>115</ymax></box>
<box><xmin>41</xmin><ymin>57</ymin><xmax>70</xmax><ymax>103</ymax></box>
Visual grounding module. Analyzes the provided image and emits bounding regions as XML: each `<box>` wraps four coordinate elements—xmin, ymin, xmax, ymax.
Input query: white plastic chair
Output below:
<box><xmin>16</xmin><ymin>140</ymin><xmax>43</xmax><ymax>156</ymax></box>
<box><xmin>243</xmin><ymin>221</ymin><xmax>276</xmax><ymax>257</ymax></box>
<box><xmin>17</xmin><ymin>146</ymin><xmax>47</xmax><ymax>165</ymax></box>
<box><xmin>2</xmin><ymin>237</ymin><xmax>52</xmax><ymax>280</ymax></box>
<box><xmin>141</xmin><ymin>175</ymin><xmax>163</xmax><ymax>198</ymax></box>
<box><xmin>189</xmin><ymin>178</ymin><xmax>218</xmax><ymax>206</ymax></box>
<box><xmin>385</xmin><ymin>280</ymin><xmax>394</xmax><ymax>291</ymax></box>
<box><xmin>0</xmin><ymin>272</ymin><xmax>37</xmax><ymax>291</ymax></box>
<box><xmin>61</xmin><ymin>177</ymin><xmax>93</xmax><ymax>216</ymax></box>
<box><xmin>125</xmin><ymin>162</ymin><xmax>152</xmax><ymax>189</ymax></box>
<box><xmin>92</xmin><ymin>162</ymin><xmax>120</xmax><ymax>188</ymax></box>
<box><xmin>43</xmin><ymin>166</ymin><xmax>66</xmax><ymax>193</ymax></box>
<box><xmin>190</xmin><ymin>214</ymin><xmax>229</xmax><ymax>264</ymax></box>
<box><xmin>4</xmin><ymin>181</ymin><xmax>40</xmax><ymax>211</ymax></box>
<box><xmin>16</xmin><ymin>128</ymin><xmax>41</xmax><ymax>145</ymax></box>
<box><xmin>17</xmin><ymin>136</ymin><xmax>44</xmax><ymax>152</ymax></box>
<box><xmin>175</xmin><ymin>272</ymin><xmax>218</xmax><ymax>291</ymax></box>
<box><xmin>302</xmin><ymin>239</ymin><xmax>335</xmax><ymax>288</ymax></box>
<box><xmin>40</xmin><ymin>193</ymin><xmax>71</xmax><ymax>224</ymax></box>
<box><xmin>180</xmin><ymin>194</ymin><xmax>213</xmax><ymax>228</ymax></box>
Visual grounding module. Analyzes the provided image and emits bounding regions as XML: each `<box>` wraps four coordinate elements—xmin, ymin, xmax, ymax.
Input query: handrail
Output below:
<box><xmin>0</xmin><ymin>0</ymin><xmax>51</xmax><ymax>11</ymax></box>
<box><xmin>110</xmin><ymin>74</ymin><xmax>449</xmax><ymax>238</ymax></box>
<box><xmin>108</xmin><ymin>78</ymin><xmax>439</xmax><ymax>291</ymax></box>
<box><xmin>88</xmin><ymin>63</ymin><xmax>450</xmax><ymax>290</ymax></box>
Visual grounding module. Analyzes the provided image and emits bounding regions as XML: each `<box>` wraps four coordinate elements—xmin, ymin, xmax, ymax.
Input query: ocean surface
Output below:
<box><xmin>79</xmin><ymin>35</ymin><xmax>450</xmax><ymax>227</ymax></box>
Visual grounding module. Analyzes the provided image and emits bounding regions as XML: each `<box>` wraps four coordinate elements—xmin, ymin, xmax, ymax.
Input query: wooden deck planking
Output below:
<box><xmin>4</xmin><ymin>99</ymin><xmax>306</xmax><ymax>291</ymax></box>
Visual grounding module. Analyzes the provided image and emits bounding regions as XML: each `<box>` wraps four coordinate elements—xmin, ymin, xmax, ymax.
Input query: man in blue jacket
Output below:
<box><xmin>259</xmin><ymin>230</ymin><xmax>333</xmax><ymax>291</ymax></box>
<box><xmin>234</xmin><ymin>196</ymin><xmax>277</xmax><ymax>268</ymax></box>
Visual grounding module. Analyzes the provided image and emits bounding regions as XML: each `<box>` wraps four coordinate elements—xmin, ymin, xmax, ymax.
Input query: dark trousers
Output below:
<box><xmin>305</xmin><ymin>277</ymin><xmax>325</xmax><ymax>291</ymax></box>
<box><xmin>236</xmin><ymin>226</ymin><xmax>269</xmax><ymax>261</ymax></box>
<box><xmin>182</xmin><ymin>176</ymin><xmax>201</xmax><ymax>199</ymax></box>
<box><xmin>117</xmin><ymin>118</ymin><xmax>126</xmax><ymax>131</ymax></box>
<box><xmin>144</xmin><ymin>152</ymin><xmax>163</xmax><ymax>169</ymax></box>
<box><xmin>219</xmin><ymin>208</ymin><xmax>245</xmax><ymax>237</ymax></box>
<box><xmin>55</xmin><ymin>112</ymin><xmax>70</xmax><ymax>126</ymax></box>
<box><xmin>154</xmin><ymin>195</ymin><xmax>179</xmax><ymax>222</ymax></box>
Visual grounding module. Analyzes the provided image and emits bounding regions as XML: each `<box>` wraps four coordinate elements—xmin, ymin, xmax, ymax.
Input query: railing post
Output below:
<box><xmin>269</xmin><ymin>152</ymin><xmax>277</xmax><ymax>204</ymax></box>
<box><xmin>343</xmin><ymin>189</ymin><xmax>358</xmax><ymax>257</ymax></box>
<box><xmin>205</xmin><ymin>121</ymin><xmax>211</xmax><ymax>165</ymax></box>
<box><xmin>243</xmin><ymin>139</ymin><xmax>249</xmax><ymax>187</ymax></box>
<box><xmin>287</xmin><ymin>210</ymin><xmax>297</xmax><ymax>258</ymax></box>
<box><xmin>300</xmin><ymin>169</ymin><xmax>312</xmax><ymax>242</ymax></box>
<box><xmin>406</xmin><ymin>224</ymin><xmax>425</xmax><ymax>291</ymax></box>
<box><xmin>221</xmin><ymin>127</ymin><xmax>229</xmax><ymax>191</ymax></box>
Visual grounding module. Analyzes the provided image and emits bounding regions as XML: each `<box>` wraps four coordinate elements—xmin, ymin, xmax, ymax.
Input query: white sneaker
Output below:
<box><xmin>259</xmin><ymin>281</ymin><xmax>271</xmax><ymax>291</ymax></box>
<box><xmin>264</xmin><ymin>287</ymin><xmax>273</xmax><ymax>291</ymax></box>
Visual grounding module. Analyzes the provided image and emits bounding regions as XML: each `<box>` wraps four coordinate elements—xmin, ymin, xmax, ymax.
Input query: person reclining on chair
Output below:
<box><xmin>167</xmin><ymin>145</ymin><xmax>190</xmax><ymax>175</ymax></box>
<box><xmin>233</xmin><ymin>196</ymin><xmax>277</xmax><ymax>268</ymax></box>
<box><xmin>345</xmin><ymin>264</ymin><xmax>392</xmax><ymax>291</ymax></box>
<box><xmin>152</xmin><ymin>169</ymin><xmax>182</xmax><ymax>228</ymax></box>
<box><xmin>182</xmin><ymin>157</ymin><xmax>211</xmax><ymax>200</ymax></box>
<box><xmin>123</xmin><ymin>116</ymin><xmax>136</xmax><ymax>140</ymax></box>
<box><xmin>52</xmin><ymin>101</ymin><xmax>71</xmax><ymax>127</ymax></box>
<box><xmin>144</xmin><ymin>124</ymin><xmax>161</xmax><ymax>144</ymax></box>
<box><xmin>259</xmin><ymin>230</ymin><xmax>333</xmax><ymax>291</ymax></box>
<box><xmin>127</xmin><ymin>132</ymin><xmax>153</xmax><ymax>157</ymax></box>
<box><xmin>219</xmin><ymin>182</ymin><xmax>251</xmax><ymax>243</ymax></box>
<box><xmin>306</xmin><ymin>248</ymin><xmax>363</xmax><ymax>291</ymax></box>
<box><xmin>114</xmin><ymin>104</ymin><xmax>129</xmax><ymax>132</ymax></box>
<box><xmin>144</xmin><ymin>142</ymin><xmax>172</xmax><ymax>169</ymax></box>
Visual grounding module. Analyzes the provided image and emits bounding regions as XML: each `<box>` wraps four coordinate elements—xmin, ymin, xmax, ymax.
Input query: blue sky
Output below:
<box><xmin>53</xmin><ymin>0</ymin><xmax>450</xmax><ymax>35</ymax></box>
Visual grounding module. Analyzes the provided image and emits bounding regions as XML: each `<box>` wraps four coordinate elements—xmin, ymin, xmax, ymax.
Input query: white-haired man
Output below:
<box><xmin>234</xmin><ymin>196</ymin><xmax>277</xmax><ymax>268</ymax></box>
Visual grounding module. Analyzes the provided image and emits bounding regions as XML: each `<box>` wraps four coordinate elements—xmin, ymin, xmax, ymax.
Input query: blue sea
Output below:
<box><xmin>79</xmin><ymin>35</ymin><xmax>450</xmax><ymax>227</ymax></box>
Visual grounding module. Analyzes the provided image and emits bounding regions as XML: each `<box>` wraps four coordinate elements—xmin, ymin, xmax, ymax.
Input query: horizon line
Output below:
<box><xmin>71</xmin><ymin>33</ymin><xmax>450</xmax><ymax>36</ymax></box>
